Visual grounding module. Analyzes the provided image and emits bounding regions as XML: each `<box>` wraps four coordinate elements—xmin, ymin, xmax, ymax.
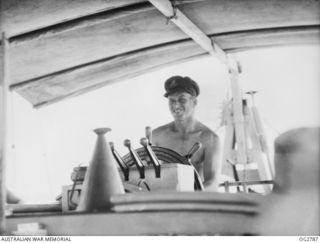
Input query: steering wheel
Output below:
<box><xmin>122</xmin><ymin>146</ymin><xmax>203</xmax><ymax>190</ymax></box>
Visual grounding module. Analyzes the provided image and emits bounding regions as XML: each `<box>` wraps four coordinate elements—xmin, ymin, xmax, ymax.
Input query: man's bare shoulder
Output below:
<box><xmin>152</xmin><ymin>123</ymin><xmax>174</xmax><ymax>145</ymax></box>
<box><xmin>152</xmin><ymin>122</ymin><xmax>173</xmax><ymax>135</ymax></box>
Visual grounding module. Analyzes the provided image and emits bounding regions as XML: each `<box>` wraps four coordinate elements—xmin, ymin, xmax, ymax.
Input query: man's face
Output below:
<box><xmin>168</xmin><ymin>92</ymin><xmax>197</xmax><ymax>121</ymax></box>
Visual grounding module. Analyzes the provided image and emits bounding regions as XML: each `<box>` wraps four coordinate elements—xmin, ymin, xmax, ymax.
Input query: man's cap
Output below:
<box><xmin>164</xmin><ymin>76</ymin><xmax>200</xmax><ymax>97</ymax></box>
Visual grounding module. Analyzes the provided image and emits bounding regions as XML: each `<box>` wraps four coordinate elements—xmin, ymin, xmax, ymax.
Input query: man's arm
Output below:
<box><xmin>202</xmin><ymin>133</ymin><xmax>221</xmax><ymax>191</ymax></box>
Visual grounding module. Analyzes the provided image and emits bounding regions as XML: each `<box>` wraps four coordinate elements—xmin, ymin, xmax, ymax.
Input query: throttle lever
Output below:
<box><xmin>109</xmin><ymin>142</ymin><xmax>130</xmax><ymax>181</ymax></box>
<box><xmin>124</xmin><ymin>139</ymin><xmax>145</xmax><ymax>179</ymax></box>
<box><xmin>185</xmin><ymin>142</ymin><xmax>204</xmax><ymax>191</ymax></box>
<box><xmin>186</xmin><ymin>142</ymin><xmax>202</xmax><ymax>159</ymax></box>
<box><xmin>145</xmin><ymin>126</ymin><xmax>153</xmax><ymax>145</ymax></box>
<box><xmin>140</xmin><ymin>138</ymin><xmax>161</xmax><ymax>178</ymax></box>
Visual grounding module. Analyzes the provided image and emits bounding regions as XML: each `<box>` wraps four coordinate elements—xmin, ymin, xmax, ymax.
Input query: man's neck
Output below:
<box><xmin>173</xmin><ymin>117</ymin><xmax>197</xmax><ymax>134</ymax></box>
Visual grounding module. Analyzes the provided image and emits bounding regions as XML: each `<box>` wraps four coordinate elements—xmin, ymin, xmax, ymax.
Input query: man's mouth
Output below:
<box><xmin>173</xmin><ymin>109</ymin><xmax>183</xmax><ymax>115</ymax></box>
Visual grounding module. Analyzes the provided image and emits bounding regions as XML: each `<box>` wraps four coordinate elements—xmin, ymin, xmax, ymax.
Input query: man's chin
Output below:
<box><xmin>173</xmin><ymin>115</ymin><xmax>185</xmax><ymax>121</ymax></box>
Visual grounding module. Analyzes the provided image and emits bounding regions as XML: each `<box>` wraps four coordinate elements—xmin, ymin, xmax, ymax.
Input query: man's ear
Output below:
<box><xmin>193</xmin><ymin>98</ymin><xmax>198</xmax><ymax>106</ymax></box>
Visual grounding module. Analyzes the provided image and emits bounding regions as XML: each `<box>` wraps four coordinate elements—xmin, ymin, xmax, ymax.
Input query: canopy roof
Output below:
<box><xmin>1</xmin><ymin>0</ymin><xmax>319</xmax><ymax>107</ymax></box>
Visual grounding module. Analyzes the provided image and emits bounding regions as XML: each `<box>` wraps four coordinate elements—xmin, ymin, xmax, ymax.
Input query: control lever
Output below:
<box><xmin>185</xmin><ymin>142</ymin><xmax>205</xmax><ymax>191</ymax></box>
<box><xmin>226</xmin><ymin>159</ymin><xmax>241</xmax><ymax>192</ymax></box>
<box><xmin>145</xmin><ymin>126</ymin><xmax>152</xmax><ymax>145</ymax></box>
<box><xmin>124</xmin><ymin>139</ymin><xmax>145</xmax><ymax>179</ymax></box>
<box><xmin>186</xmin><ymin>142</ymin><xmax>202</xmax><ymax>160</ymax></box>
<box><xmin>109</xmin><ymin>142</ymin><xmax>130</xmax><ymax>181</ymax></box>
<box><xmin>140</xmin><ymin>138</ymin><xmax>161</xmax><ymax>178</ymax></box>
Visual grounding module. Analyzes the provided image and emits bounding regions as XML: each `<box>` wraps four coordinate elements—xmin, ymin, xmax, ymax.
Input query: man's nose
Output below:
<box><xmin>171</xmin><ymin>102</ymin><xmax>180</xmax><ymax>109</ymax></box>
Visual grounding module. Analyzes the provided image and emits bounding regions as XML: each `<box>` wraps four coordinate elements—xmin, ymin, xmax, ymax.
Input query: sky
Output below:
<box><xmin>6</xmin><ymin>44</ymin><xmax>320</xmax><ymax>203</ymax></box>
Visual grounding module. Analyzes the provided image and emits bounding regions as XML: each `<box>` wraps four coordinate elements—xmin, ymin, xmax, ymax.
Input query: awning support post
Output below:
<box><xmin>148</xmin><ymin>0</ymin><xmax>239</xmax><ymax>72</ymax></box>
<box><xmin>0</xmin><ymin>0</ymin><xmax>9</xmax><ymax>233</ymax></box>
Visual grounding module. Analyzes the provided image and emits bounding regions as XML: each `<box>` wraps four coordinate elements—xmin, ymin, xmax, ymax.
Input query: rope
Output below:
<box><xmin>137</xmin><ymin>180</ymin><xmax>151</xmax><ymax>191</ymax></box>
<box><xmin>262</xmin><ymin>117</ymin><xmax>280</xmax><ymax>135</ymax></box>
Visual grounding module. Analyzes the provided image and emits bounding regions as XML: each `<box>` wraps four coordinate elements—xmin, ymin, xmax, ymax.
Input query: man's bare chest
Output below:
<box><xmin>159</xmin><ymin>132</ymin><xmax>204</xmax><ymax>157</ymax></box>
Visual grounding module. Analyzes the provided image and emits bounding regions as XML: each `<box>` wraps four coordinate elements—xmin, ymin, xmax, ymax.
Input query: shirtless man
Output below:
<box><xmin>152</xmin><ymin>76</ymin><xmax>221</xmax><ymax>191</ymax></box>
